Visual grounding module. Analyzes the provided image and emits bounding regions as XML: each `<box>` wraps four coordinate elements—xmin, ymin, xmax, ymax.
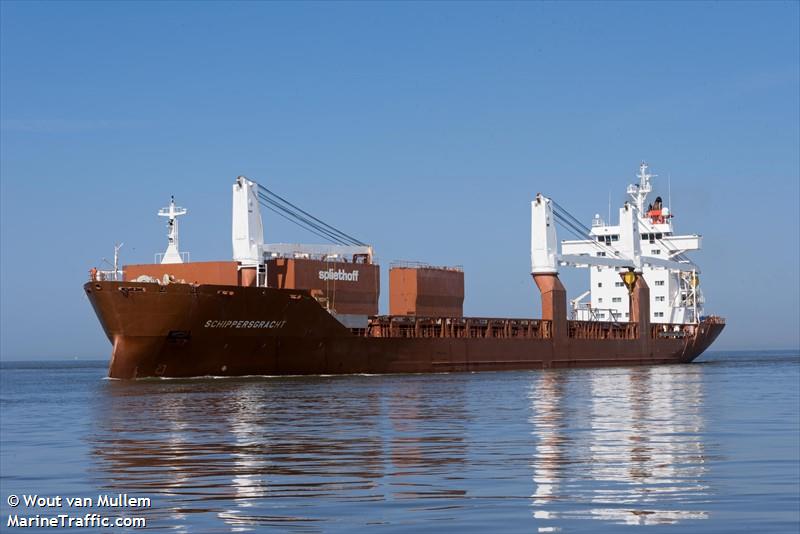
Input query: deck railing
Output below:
<box><xmin>388</xmin><ymin>261</ymin><xmax>464</xmax><ymax>272</ymax></box>
<box><xmin>361</xmin><ymin>317</ymin><xmax>716</xmax><ymax>341</ymax></box>
<box><xmin>568</xmin><ymin>320</ymin><xmax>638</xmax><ymax>340</ymax></box>
<box><xmin>364</xmin><ymin>316</ymin><xmax>549</xmax><ymax>339</ymax></box>
<box><xmin>88</xmin><ymin>269</ymin><xmax>124</xmax><ymax>282</ymax></box>
<box><xmin>650</xmin><ymin>322</ymin><xmax>702</xmax><ymax>339</ymax></box>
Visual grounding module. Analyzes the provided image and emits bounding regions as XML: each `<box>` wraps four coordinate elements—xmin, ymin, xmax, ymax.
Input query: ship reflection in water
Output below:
<box><xmin>530</xmin><ymin>367</ymin><xmax>709</xmax><ymax>528</ymax></box>
<box><xmin>90</xmin><ymin>366</ymin><xmax>711</xmax><ymax>531</ymax></box>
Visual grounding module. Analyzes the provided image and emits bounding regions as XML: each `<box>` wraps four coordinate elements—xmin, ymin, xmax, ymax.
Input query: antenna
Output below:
<box><xmin>668</xmin><ymin>173</ymin><xmax>672</xmax><ymax>215</ymax></box>
<box><xmin>99</xmin><ymin>242</ymin><xmax>124</xmax><ymax>281</ymax></box>
<box><xmin>113</xmin><ymin>242</ymin><xmax>124</xmax><ymax>281</ymax></box>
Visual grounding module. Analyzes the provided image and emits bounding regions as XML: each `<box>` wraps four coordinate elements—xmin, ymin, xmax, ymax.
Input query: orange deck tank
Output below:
<box><xmin>389</xmin><ymin>265</ymin><xmax>464</xmax><ymax>317</ymax></box>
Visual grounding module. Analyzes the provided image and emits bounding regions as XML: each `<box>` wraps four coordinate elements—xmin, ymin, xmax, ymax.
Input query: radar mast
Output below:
<box><xmin>158</xmin><ymin>196</ymin><xmax>187</xmax><ymax>264</ymax></box>
<box><xmin>627</xmin><ymin>161</ymin><xmax>655</xmax><ymax>213</ymax></box>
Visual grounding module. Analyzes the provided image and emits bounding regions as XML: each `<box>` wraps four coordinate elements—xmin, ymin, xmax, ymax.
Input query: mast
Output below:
<box><xmin>113</xmin><ymin>242</ymin><xmax>124</xmax><ymax>281</ymax></box>
<box><xmin>158</xmin><ymin>196</ymin><xmax>187</xmax><ymax>264</ymax></box>
<box><xmin>627</xmin><ymin>161</ymin><xmax>654</xmax><ymax>214</ymax></box>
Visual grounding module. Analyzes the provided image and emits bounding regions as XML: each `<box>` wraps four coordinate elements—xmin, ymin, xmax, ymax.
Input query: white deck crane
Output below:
<box><xmin>232</xmin><ymin>176</ymin><xmax>373</xmax><ymax>283</ymax></box>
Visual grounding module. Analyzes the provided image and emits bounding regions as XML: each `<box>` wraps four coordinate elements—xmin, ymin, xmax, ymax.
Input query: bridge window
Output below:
<box><xmin>596</xmin><ymin>251</ymin><xmax>606</xmax><ymax>257</ymax></box>
<box><xmin>598</xmin><ymin>282</ymin><xmax>603</xmax><ymax>287</ymax></box>
<box><xmin>654</xmin><ymin>312</ymin><xmax>665</xmax><ymax>318</ymax></box>
<box><xmin>655</xmin><ymin>296</ymin><xmax>665</xmax><ymax>302</ymax></box>
<box><xmin>615</xmin><ymin>281</ymin><xmax>624</xmax><ymax>287</ymax></box>
<box><xmin>612</xmin><ymin>297</ymin><xmax>622</xmax><ymax>303</ymax></box>
<box><xmin>595</xmin><ymin>234</ymin><xmax>619</xmax><ymax>244</ymax></box>
<box><xmin>651</xmin><ymin>249</ymin><xmax>661</xmax><ymax>255</ymax></box>
<box><xmin>655</xmin><ymin>280</ymin><xmax>665</xmax><ymax>286</ymax></box>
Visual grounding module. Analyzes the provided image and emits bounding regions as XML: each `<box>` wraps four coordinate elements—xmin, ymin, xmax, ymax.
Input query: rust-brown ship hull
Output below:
<box><xmin>85</xmin><ymin>281</ymin><xmax>724</xmax><ymax>379</ymax></box>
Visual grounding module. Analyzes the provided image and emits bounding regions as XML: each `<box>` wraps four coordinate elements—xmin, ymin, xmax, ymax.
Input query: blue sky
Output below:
<box><xmin>1</xmin><ymin>1</ymin><xmax>798</xmax><ymax>359</ymax></box>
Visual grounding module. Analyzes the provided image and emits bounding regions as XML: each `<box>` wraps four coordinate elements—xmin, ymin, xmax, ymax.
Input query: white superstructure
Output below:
<box><xmin>561</xmin><ymin>163</ymin><xmax>703</xmax><ymax>324</ymax></box>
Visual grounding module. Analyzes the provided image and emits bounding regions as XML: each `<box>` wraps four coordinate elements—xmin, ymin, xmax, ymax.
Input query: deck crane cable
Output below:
<box><xmin>256</xmin><ymin>192</ymin><xmax>356</xmax><ymax>246</ymax></box>
<box><xmin>651</xmin><ymin>234</ymin><xmax>692</xmax><ymax>265</ymax></box>
<box><xmin>637</xmin><ymin>211</ymin><xmax>693</xmax><ymax>264</ymax></box>
<box><xmin>258</xmin><ymin>193</ymin><xmax>349</xmax><ymax>245</ymax></box>
<box><xmin>551</xmin><ymin>210</ymin><xmax>605</xmax><ymax>249</ymax></box>
<box><xmin>257</xmin><ymin>190</ymin><xmax>359</xmax><ymax>246</ymax></box>
<box><xmin>550</xmin><ymin>210</ymin><xmax>588</xmax><ymax>240</ymax></box>
<box><xmin>551</xmin><ymin>200</ymin><xmax>622</xmax><ymax>257</ymax></box>
<box><xmin>551</xmin><ymin>200</ymin><xmax>593</xmax><ymax>234</ymax></box>
<box><xmin>257</xmin><ymin>184</ymin><xmax>367</xmax><ymax>246</ymax></box>
<box><xmin>552</xmin><ymin>211</ymin><xmax>621</xmax><ymax>259</ymax></box>
<box><xmin>551</xmin><ymin>200</ymin><xmax>625</xmax><ymax>257</ymax></box>
<box><xmin>550</xmin><ymin>205</ymin><xmax>623</xmax><ymax>259</ymax></box>
<box><xmin>258</xmin><ymin>194</ymin><xmax>358</xmax><ymax>247</ymax></box>
<box><xmin>259</xmin><ymin>201</ymin><xmax>350</xmax><ymax>245</ymax></box>
<box><xmin>258</xmin><ymin>184</ymin><xmax>366</xmax><ymax>246</ymax></box>
<box><xmin>637</xmin><ymin>215</ymin><xmax>692</xmax><ymax>263</ymax></box>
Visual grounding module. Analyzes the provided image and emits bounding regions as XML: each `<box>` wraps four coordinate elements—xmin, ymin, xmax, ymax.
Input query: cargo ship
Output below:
<box><xmin>85</xmin><ymin>163</ymin><xmax>724</xmax><ymax>379</ymax></box>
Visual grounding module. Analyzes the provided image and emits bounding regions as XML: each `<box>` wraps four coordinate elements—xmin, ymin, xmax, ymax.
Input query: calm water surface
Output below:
<box><xmin>1</xmin><ymin>351</ymin><xmax>798</xmax><ymax>533</ymax></box>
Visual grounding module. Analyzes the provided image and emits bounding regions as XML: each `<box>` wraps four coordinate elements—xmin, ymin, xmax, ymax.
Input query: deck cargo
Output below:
<box><xmin>124</xmin><ymin>261</ymin><xmax>241</xmax><ymax>286</ymax></box>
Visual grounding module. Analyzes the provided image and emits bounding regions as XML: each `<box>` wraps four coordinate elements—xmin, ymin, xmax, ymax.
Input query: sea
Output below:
<box><xmin>1</xmin><ymin>351</ymin><xmax>798</xmax><ymax>533</ymax></box>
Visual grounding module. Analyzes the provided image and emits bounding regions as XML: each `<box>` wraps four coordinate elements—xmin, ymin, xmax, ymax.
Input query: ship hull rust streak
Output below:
<box><xmin>86</xmin><ymin>281</ymin><xmax>724</xmax><ymax>379</ymax></box>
